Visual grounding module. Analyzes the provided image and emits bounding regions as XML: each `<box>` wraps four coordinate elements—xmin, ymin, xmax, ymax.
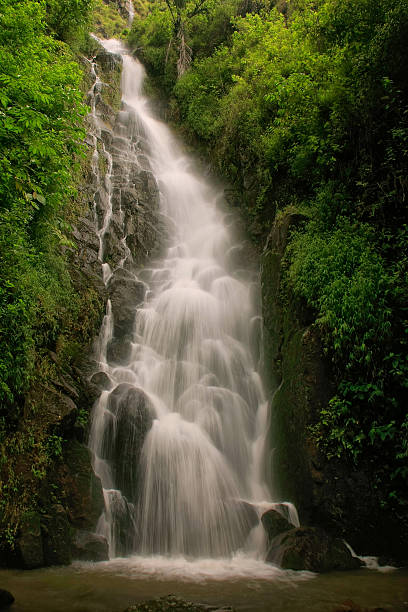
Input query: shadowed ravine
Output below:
<box><xmin>88</xmin><ymin>39</ymin><xmax>293</xmax><ymax>565</ymax></box>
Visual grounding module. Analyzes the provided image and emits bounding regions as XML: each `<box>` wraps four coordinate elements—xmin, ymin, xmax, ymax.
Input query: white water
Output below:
<box><xmin>88</xmin><ymin>40</ymin><xmax>297</xmax><ymax>572</ymax></box>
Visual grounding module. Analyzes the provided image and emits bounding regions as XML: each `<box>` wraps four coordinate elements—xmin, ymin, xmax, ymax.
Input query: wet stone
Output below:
<box><xmin>100</xmin><ymin>128</ymin><xmax>113</xmax><ymax>147</ymax></box>
<box><xmin>105</xmin><ymin>384</ymin><xmax>153</xmax><ymax>503</ymax></box>
<box><xmin>89</xmin><ymin>371</ymin><xmax>112</xmax><ymax>390</ymax></box>
<box><xmin>106</xmin><ymin>336</ymin><xmax>133</xmax><ymax>364</ymax></box>
<box><xmin>107</xmin><ymin>268</ymin><xmax>146</xmax><ymax>337</ymax></box>
<box><xmin>267</xmin><ymin>526</ymin><xmax>363</xmax><ymax>572</ymax></box>
<box><xmin>95</xmin><ymin>49</ymin><xmax>122</xmax><ymax>74</ymax></box>
<box><xmin>261</xmin><ymin>508</ymin><xmax>292</xmax><ymax>546</ymax></box>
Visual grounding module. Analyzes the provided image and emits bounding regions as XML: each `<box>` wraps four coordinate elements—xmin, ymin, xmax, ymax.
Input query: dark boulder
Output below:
<box><xmin>42</xmin><ymin>504</ymin><xmax>71</xmax><ymax>566</ymax></box>
<box><xmin>83</xmin><ymin>370</ymin><xmax>113</xmax><ymax>408</ymax></box>
<box><xmin>104</xmin><ymin>384</ymin><xmax>153</xmax><ymax>502</ymax></box>
<box><xmin>60</xmin><ymin>441</ymin><xmax>105</xmax><ymax>531</ymax></box>
<box><xmin>15</xmin><ymin>512</ymin><xmax>44</xmax><ymax>569</ymax></box>
<box><xmin>261</xmin><ymin>508</ymin><xmax>292</xmax><ymax>545</ymax></box>
<box><xmin>72</xmin><ymin>530</ymin><xmax>109</xmax><ymax>562</ymax></box>
<box><xmin>89</xmin><ymin>371</ymin><xmax>112</xmax><ymax>391</ymax></box>
<box><xmin>0</xmin><ymin>589</ymin><xmax>14</xmax><ymax>609</ymax></box>
<box><xmin>267</xmin><ymin>526</ymin><xmax>362</xmax><ymax>572</ymax></box>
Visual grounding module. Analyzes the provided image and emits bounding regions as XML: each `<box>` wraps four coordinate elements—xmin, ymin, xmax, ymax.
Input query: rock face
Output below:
<box><xmin>261</xmin><ymin>210</ymin><xmax>406</xmax><ymax>562</ymax></box>
<box><xmin>266</xmin><ymin>526</ymin><xmax>362</xmax><ymax>572</ymax></box>
<box><xmin>107</xmin><ymin>268</ymin><xmax>146</xmax><ymax>338</ymax></box>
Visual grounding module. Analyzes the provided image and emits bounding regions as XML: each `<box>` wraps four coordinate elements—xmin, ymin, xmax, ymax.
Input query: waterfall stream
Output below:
<box><xmin>88</xmin><ymin>39</ymin><xmax>295</xmax><ymax>566</ymax></box>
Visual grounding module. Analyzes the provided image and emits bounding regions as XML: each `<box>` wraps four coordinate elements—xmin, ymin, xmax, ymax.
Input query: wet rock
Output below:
<box><xmin>89</xmin><ymin>371</ymin><xmax>112</xmax><ymax>390</ymax></box>
<box><xmin>100</xmin><ymin>127</ymin><xmax>113</xmax><ymax>148</ymax></box>
<box><xmin>47</xmin><ymin>389</ymin><xmax>77</xmax><ymax>433</ymax></box>
<box><xmin>0</xmin><ymin>589</ymin><xmax>14</xmax><ymax>609</ymax></box>
<box><xmin>104</xmin><ymin>384</ymin><xmax>153</xmax><ymax>502</ymax></box>
<box><xmin>71</xmin><ymin>529</ymin><xmax>109</xmax><ymax>562</ymax></box>
<box><xmin>124</xmin><ymin>204</ymin><xmax>160</xmax><ymax>263</ymax></box>
<box><xmin>42</xmin><ymin>504</ymin><xmax>71</xmax><ymax>566</ymax></box>
<box><xmin>72</xmin><ymin>217</ymin><xmax>100</xmax><ymax>252</ymax></box>
<box><xmin>50</xmin><ymin>374</ymin><xmax>79</xmax><ymax>400</ymax></box>
<box><xmin>16</xmin><ymin>512</ymin><xmax>44</xmax><ymax>569</ymax></box>
<box><xmin>125</xmin><ymin>595</ymin><xmax>235</xmax><ymax>612</ymax></box>
<box><xmin>95</xmin><ymin>188</ymin><xmax>111</xmax><ymax>227</ymax></box>
<box><xmin>95</xmin><ymin>49</ymin><xmax>122</xmax><ymax>74</ymax></box>
<box><xmin>267</xmin><ymin>526</ymin><xmax>362</xmax><ymax>572</ymax></box>
<box><xmin>106</xmin><ymin>336</ymin><xmax>133</xmax><ymax>364</ymax></box>
<box><xmin>261</xmin><ymin>508</ymin><xmax>292</xmax><ymax>545</ymax></box>
<box><xmin>82</xmin><ymin>370</ymin><xmax>111</xmax><ymax>408</ymax></box>
<box><xmin>107</xmin><ymin>268</ymin><xmax>145</xmax><ymax>337</ymax></box>
<box><xmin>70</xmin><ymin>216</ymin><xmax>104</xmax><ymax>296</ymax></box>
<box><xmin>103</xmin><ymin>217</ymin><xmax>127</xmax><ymax>268</ymax></box>
<box><xmin>60</xmin><ymin>441</ymin><xmax>105</xmax><ymax>531</ymax></box>
<box><xmin>105</xmin><ymin>490</ymin><xmax>137</xmax><ymax>556</ymax></box>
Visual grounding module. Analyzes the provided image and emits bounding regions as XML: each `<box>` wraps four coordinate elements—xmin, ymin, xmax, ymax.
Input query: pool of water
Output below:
<box><xmin>1</xmin><ymin>557</ymin><xmax>407</xmax><ymax>612</ymax></box>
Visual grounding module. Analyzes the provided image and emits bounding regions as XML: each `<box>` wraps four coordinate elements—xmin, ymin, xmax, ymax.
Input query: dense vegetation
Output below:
<box><xmin>0</xmin><ymin>0</ymin><xmax>88</xmax><ymax>413</ymax></box>
<box><xmin>0</xmin><ymin>0</ymin><xmax>104</xmax><ymax>548</ymax></box>
<box><xmin>129</xmin><ymin>0</ymin><xmax>408</xmax><ymax>517</ymax></box>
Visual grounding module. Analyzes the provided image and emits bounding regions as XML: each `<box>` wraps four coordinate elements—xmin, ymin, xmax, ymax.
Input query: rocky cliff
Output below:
<box><xmin>261</xmin><ymin>211</ymin><xmax>407</xmax><ymax>564</ymax></box>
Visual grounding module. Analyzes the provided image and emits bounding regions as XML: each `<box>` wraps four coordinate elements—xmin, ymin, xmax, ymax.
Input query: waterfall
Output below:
<box><xmin>88</xmin><ymin>39</ymin><xmax>281</xmax><ymax>561</ymax></box>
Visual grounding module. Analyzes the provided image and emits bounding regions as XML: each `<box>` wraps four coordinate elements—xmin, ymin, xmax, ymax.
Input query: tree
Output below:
<box><xmin>163</xmin><ymin>0</ymin><xmax>215</xmax><ymax>76</ymax></box>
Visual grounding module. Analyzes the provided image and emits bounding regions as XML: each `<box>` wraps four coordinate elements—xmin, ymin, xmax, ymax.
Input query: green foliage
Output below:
<box><xmin>129</xmin><ymin>3</ymin><xmax>176</xmax><ymax>92</ymax></box>
<box><xmin>45</xmin><ymin>0</ymin><xmax>94</xmax><ymax>43</ymax></box>
<box><xmin>93</xmin><ymin>0</ymin><xmax>128</xmax><ymax>39</ymax></box>
<box><xmin>0</xmin><ymin>0</ymin><xmax>89</xmax><ymax>415</ymax></box>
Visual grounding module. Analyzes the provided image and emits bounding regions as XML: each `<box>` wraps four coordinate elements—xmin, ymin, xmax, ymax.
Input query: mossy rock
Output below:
<box><xmin>125</xmin><ymin>595</ymin><xmax>234</xmax><ymax>612</ymax></box>
<box><xmin>267</xmin><ymin>527</ymin><xmax>362</xmax><ymax>572</ymax></box>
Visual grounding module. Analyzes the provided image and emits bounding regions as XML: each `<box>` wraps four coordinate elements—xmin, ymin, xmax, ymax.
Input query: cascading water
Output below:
<box><xmin>89</xmin><ymin>39</ymin><xmax>297</xmax><ymax>564</ymax></box>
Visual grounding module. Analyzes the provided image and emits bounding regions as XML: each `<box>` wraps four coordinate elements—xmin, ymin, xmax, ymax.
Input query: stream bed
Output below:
<box><xmin>1</xmin><ymin>561</ymin><xmax>407</xmax><ymax>611</ymax></box>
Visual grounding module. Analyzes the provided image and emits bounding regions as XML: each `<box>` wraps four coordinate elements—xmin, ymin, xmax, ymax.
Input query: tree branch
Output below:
<box><xmin>187</xmin><ymin>0</ymin><xmax>209</xmax><ymax>19</ymax></box>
